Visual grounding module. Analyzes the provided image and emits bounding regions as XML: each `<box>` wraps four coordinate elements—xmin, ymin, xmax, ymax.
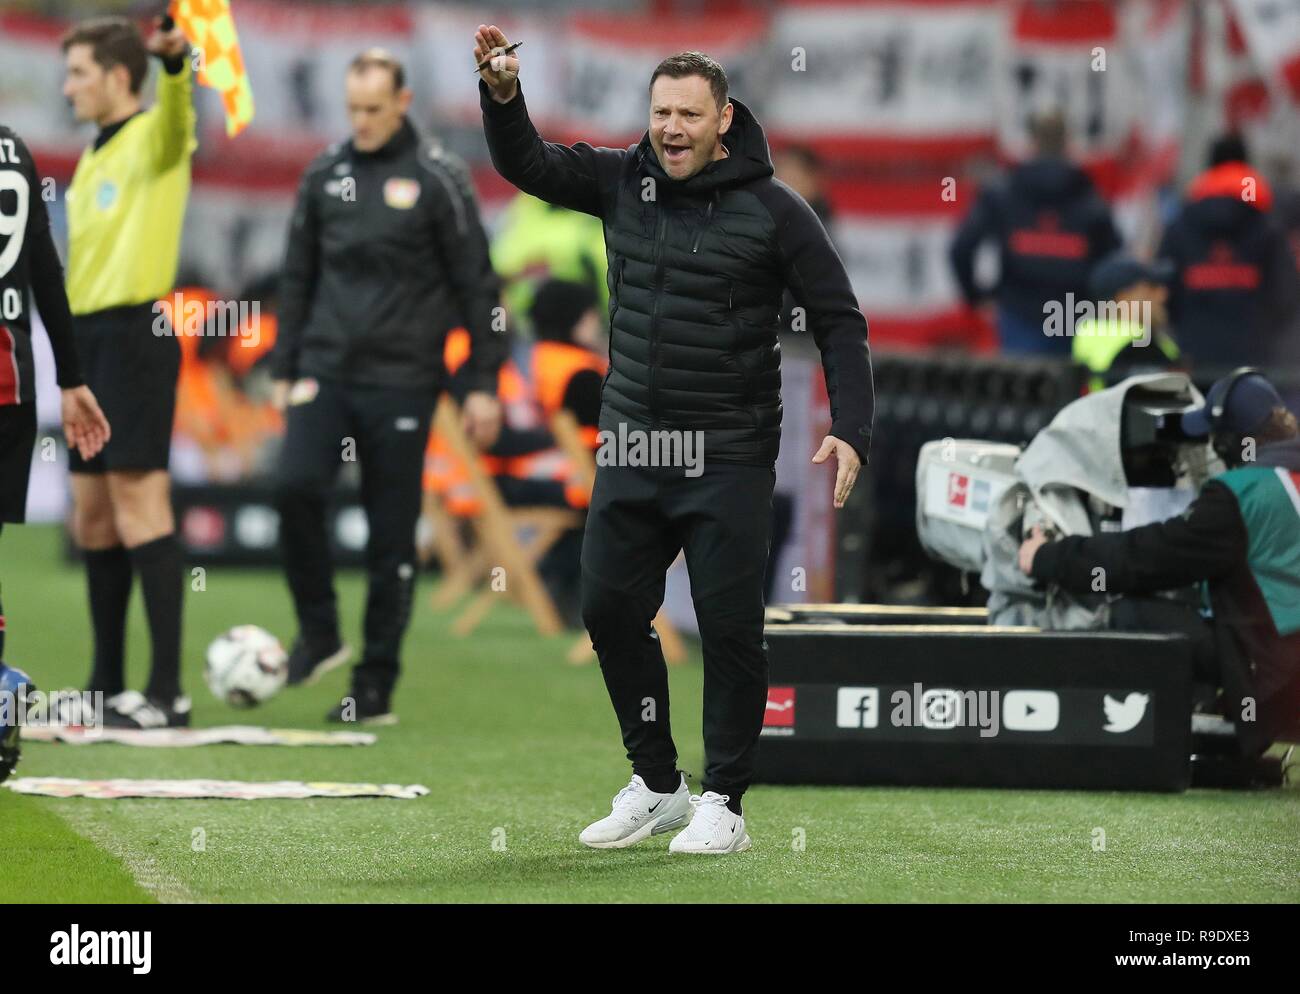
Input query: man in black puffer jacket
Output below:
<box><xmin>476</xmin><ymin>26</ymin><xmax>873</xmax><ymax>854</ymax></box>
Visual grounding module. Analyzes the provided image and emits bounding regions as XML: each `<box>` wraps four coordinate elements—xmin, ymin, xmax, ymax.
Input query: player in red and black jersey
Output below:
<box><xmin>0</xmin><ymin>125</ymin><xmax>110</xmax><ymax>664</ymax></box>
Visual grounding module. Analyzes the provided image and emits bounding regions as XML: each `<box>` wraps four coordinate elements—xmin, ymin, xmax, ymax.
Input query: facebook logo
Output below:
<box><xmin>836</xmin><ymin>687</ymin><xmax>880</xmax><ymax>729</ymax></box>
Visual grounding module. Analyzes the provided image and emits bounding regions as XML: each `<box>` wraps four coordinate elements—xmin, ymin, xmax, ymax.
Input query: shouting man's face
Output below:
<box><xmin>648</xmin><ymin>74</ymin><xmax>732</xmax><ymax>180</ymax></box>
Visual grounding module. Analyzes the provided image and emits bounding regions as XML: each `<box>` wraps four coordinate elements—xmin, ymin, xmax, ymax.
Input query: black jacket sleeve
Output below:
<box><xmin>480</xmin><ymin>81</ymin><xmax>626</xmax><ymax>220</ymax></box>
<box><xmin>949</xmin><ymin>186</ymin><xmax>998</xmax><ymax>306</ymax></box>
<box><xmin>271</xmin><ymin>162</ymin><xmax>322</xmax><ymax>381</ymax></box>
<box><xmin>1031</xmin><ymin>481</ymin><xmax>1247</xmax><ymax>594</ymax></box>
<box><xmin>420</xmin><ymin>149</ymin><xmax>505</xmax><ymax>394</ymax></box>
<box><xmin>21</xmin><ymin>139</ymin><xmax>81</xmax><ymax>389</ymax></box>
<box><xmin>760</xmin><ymin>180</ymin><xmax>874</xmax><ymax>463</ymax></box>
<box><xmin>29</xmin><ymin>234</ymin><xmax>80</xmax><ymax>389</ymax></box>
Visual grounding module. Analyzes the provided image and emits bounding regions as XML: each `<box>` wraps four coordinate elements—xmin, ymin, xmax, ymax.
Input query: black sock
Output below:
<box><xmin>129</xmin><ymin>534</ymin><xmax>183</xmax><ymax>702</ymax></box>
<box><xmin>84</xmin><ymin>545</ymin><xmax>133</xmax><ymax>695</ymax></box>
<box><xmin>637</xmin><ymin>770</ymin><xmax>682</xmax><ymax>795</ymax></box>
<box><xmin>703</xmin><ymin>786</ymin><xmax>742</xmax><ymax>816</ymax></box>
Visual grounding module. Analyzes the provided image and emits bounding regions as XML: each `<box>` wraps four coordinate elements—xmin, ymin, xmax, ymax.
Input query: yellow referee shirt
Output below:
<box><xmin>65</xmin><ymin>63</ymin><xmax>196</xmax><ymax>315</ymax></box>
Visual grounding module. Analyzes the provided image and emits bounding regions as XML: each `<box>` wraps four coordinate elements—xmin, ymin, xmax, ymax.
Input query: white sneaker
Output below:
<box><xmin>669</xmin><ymin>791</ymin><xmax>752</xmax><ymax>854</ymax></box>
<box><xmin>102</xmin><ymin>690</ymin><xmax>192</xmax><ymax>729</ymax></box>
<box><xmin>579</xmin><ymin>774</ymin><xmax>691</xmax><ymax>849</ymax></box>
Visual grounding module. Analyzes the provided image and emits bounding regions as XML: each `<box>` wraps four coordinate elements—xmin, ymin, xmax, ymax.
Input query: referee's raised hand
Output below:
<box><xmin>145</xmin><ymin>15</ymin><xmax>187</xmax><ymax>61</ymax></box>
<box><xmin>474</xmin><ymin>24</ymin><xmax>519</xmax><ymax>103</ymax></box>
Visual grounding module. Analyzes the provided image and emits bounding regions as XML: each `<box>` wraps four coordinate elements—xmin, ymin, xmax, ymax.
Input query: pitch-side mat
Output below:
<box><xmin>3</xmin><ymin>778</ymin><xmax>429</xmax><ymax>799</ymax></box>
<box><xmin>22</xmin><ymin>726</ymin><xmax>376</xmax><ymax>747</ymax></box>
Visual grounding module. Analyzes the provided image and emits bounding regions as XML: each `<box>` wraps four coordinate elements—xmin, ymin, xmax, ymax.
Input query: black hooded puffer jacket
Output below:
<box><xmin>482</xmin><ymin>82</ymin><xmax>873</xmax><ymax>466</ymax></box>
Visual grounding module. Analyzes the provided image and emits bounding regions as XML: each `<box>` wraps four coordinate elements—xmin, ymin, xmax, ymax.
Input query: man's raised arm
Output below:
<box><xmin>142</xmin><ymin>18</ymin><xmax>197</xmax><ymax>176</ymax></box>
<box><xmin>475</xmin><ymin>23</ymin><xmax>624</xmax><ymax>219</ymax></box>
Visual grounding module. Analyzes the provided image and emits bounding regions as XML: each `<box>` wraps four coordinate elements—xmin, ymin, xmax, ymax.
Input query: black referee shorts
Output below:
<box><xmin>68</xmin><ymin>303</ymin><xmax>180</xmax><ymax>475</ymax></box>
<box><xmin>0</xmin><ymin>402</ymin><xmax>37</xmax><ymax>523</ymax></box>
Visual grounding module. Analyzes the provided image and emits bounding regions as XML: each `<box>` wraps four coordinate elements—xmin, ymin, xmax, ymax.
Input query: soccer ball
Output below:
<box><xmin>205</xmin><ymin>626</ymin><xmax>288</xmax><ymax>707</ymax></box>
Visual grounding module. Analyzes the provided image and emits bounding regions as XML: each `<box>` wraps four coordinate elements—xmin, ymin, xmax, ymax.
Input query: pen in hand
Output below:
<box><xmin>474</xmin><ymin>40</ymin><xmax>523</xmax><ymax>74</ymax></box>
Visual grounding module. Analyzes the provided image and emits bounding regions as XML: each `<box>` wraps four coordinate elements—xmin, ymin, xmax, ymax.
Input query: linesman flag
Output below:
<box><xmin>168</xmin><ymin>0</ymin><xmax>255</xmax><ymax>136</ymax></box>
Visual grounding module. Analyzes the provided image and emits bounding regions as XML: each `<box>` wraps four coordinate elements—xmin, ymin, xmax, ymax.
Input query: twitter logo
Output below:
<box><xmin>1103</xmin><ymin>692</ymin><xmax>1150</xmax><ymax>733</ymax></box>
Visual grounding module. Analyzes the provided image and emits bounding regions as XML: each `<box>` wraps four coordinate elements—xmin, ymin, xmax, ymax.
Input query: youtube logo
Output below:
<box><xmin>1002</xmin><ymin>690</ymin><xmax>1060</xmax><ymax>732</ymax></box>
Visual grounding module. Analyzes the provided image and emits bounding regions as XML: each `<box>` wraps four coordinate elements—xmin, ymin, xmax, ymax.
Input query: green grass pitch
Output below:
<box><xmin>1</xmin><ymin>524</ymin><xmax>1296</xmax><ymax>903</ymax></box>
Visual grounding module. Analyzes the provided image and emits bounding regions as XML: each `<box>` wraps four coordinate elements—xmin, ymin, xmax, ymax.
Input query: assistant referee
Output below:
<box><xmin>271</xmin><ymin>50</ymin><xmax>505</xmax><ymax>725</ymax></box>
<box><xmin>61</xmin><ymin>16</ymin><xmax>195</xmax><ymax>729</ymax></box>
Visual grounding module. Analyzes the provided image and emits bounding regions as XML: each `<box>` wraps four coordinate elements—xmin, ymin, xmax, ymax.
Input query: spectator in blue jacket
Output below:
<box><xmin>950</xmin><ymin>109</ymin><xmax>1121</xmax><ymax>356</ymax></box>
<box><xmin>1156</xmin><ymin>135</ymin><xmax>1298</xmax><ymax>368</ymax></box>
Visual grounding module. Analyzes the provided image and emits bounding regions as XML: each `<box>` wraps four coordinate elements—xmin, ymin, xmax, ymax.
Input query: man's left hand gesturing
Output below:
<box><xmin>812</xmin><ymin>435</ymin><xmax>861</xmax><ymax>509</ymax></box>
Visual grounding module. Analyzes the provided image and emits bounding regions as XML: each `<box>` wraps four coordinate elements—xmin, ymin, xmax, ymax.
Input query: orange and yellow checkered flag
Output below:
<box><xmin>169</xmin><ymin>0</ymin><xmax>255</xmax><ymax>137</ymax></box>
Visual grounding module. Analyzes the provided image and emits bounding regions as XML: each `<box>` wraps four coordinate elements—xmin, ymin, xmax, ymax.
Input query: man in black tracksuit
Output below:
<box><xmin>272</xmin><ymin>50</ymin><xmax>504</xmax><ymax>723</ymax></box>
<box><xmin>476</xmin><ymin>28</ymin><xmax>873</xmax><ymax>853</ymax></box>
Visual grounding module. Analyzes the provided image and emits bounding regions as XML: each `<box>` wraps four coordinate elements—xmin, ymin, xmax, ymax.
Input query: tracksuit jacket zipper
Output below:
<box><xmin>648</xmin><ymin>197</ymin><xmax>715</xmax><ymax>426</ymax></box>
<box><xmin>648</xmin><ymin>209</ymin><xmax>668</xmax><ymax>427</ymax></box>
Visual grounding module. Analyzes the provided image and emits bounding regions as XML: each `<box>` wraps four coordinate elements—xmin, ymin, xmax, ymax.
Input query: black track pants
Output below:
<box><xmin>581</xmin><ymin>460</ymin><xmax>775</xmax><ymax>802</ymax></box>
<box><xmin>276</xmin><ymin>378</ymin><xmax>433</xmax><ymax>694</ymax></box>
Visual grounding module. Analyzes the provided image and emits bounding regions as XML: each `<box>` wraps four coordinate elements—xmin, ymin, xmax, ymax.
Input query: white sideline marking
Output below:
<box><xmin>57</xmin><ymin>805</ymin><xmax>197</xmax><ymax>905</ymax></box>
